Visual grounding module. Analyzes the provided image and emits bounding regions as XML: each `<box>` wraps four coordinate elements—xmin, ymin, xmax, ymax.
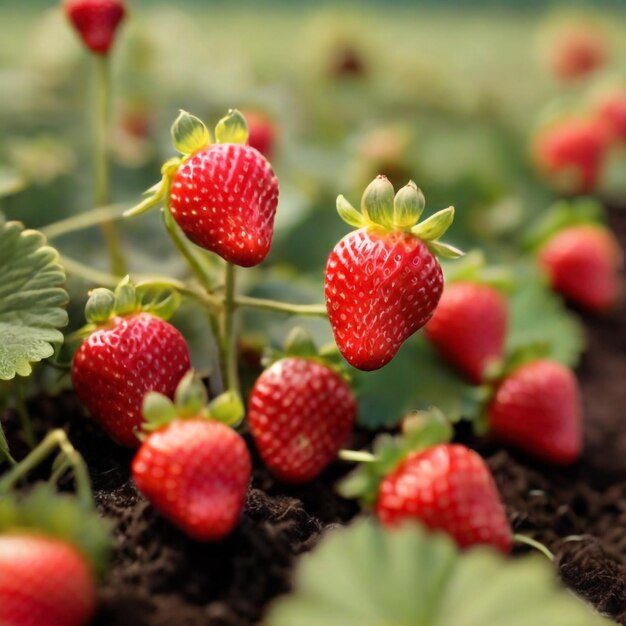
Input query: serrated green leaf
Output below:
<box><xmin>352</xmin><ymin>337</ymin><xmax>478</xmax><ymax>429</ymax></box>
<box><xmin>0</xmin><ymin>214</ymin><xmax>69</xmax><ymax>380</ymax></box>
<box><xmin>507</xmin><ymin>270</ymin><xmax>585</xmax><ymax>367</ymax></box>
<box><xmin>265</xmin><ymin>519</ymin><xmax>611</xmax><ymax>626</ymax></box>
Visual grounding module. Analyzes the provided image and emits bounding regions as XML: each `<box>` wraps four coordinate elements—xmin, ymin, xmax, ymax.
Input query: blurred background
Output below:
<box><xmin>0</xmin><ymin>0</ymin><xmax>625</xmax><ymax>417</ymax></box>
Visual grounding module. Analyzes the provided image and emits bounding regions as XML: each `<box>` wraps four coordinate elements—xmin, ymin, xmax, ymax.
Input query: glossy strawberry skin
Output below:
<box><xmin>0</xmin><ymin>534</ymin><xmax>97</xmax><ymax>626</ymax></box>
<box><xmin>376</xmin><ymin>444</ymin><xmax>512</xmax><ymax>553</ymax></box>
<box><xmin>533</xmin><ymin>118</ymin><xmax>609</xmax><ymax>193</ymax></box>
<box><xmin>539</xmin><ymin>224</ymin><xmax>622</xmax><ymax>312</ymax></box>
<box><xmin>248</xmin><ymin>358</ymin><xmax>356</xmax><ymax>483</ymax></box>
<box><xmin>425</xmin><ymin>282</ymin><xmax>507</xmax><ymax>384</ymax></box>
<box><xmin>488</xmin><ymin>359</ymin><xmax>582</xmax><ymax>464</ymax></box>
<box><xmin>64</xmin><ymin>0</ymin><xmax>126</xmax><ymax>55</ymax></box>
<box><xmin>169</xmin><ymin>143</ymin><xmax>279</xmax><ymax>267</ymax></box>
<box><xmin>132</xmin><ymin>419</ymin><xmax>252</xmax><ymax>541</ymax></box>
<box><xmin>72</xmin><ymin>313</ymin><xmax>191</xmax><ymax>447</ymax></box>
<box><xmin>325</xmin><ymin>228</ymin><xmax>443</xmax><ymax>371</ymax></box>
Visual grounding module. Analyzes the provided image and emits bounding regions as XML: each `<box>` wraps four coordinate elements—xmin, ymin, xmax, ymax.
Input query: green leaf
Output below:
<box><xmin>352</xmin><ymin>336</ymin><xmax>478</xmax><ymax>429</ymax></box>
<box><xmin>427</xmin><ymin>239</ymin><xmax>465</xmax><ymax>259</ymax></box>
<box><xmin>507</xmin><ymin>269</ymin><xmax>585</xmax><ymax>367</ymax></box>
<box><xmin>171</xmin><ymin>110</ymin><xmax>211</xmax><ymax>155</ymax></box>
<box><xmin>0</xmin><ymin>214</ymin><xmax>69</xmax><ymax>380</ymax></box>
<box><xmin>265</xmin><ymin>519</ymin><xmax>611</xmax><ymax>626</ymax></box>
<box><xmin>411</xmin><ymin>206</ymin><xmax>455</xmax><ymax>241</ymax></box>
<box><xmin>209</xmin><ymin>390</ymin><xmax>244</xmax><ymax>426</ymax></box>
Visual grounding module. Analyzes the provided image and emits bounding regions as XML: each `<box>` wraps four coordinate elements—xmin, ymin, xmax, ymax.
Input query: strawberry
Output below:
<box><xmin>64</xmin><ymin>0</ymin><xmax>126</xmax><ymax>55</ymax></box>
<box><xmin>376</xmin><ymin>444</ymin><xmax>512</xmax><ymax>552</ymax></box>
<box><xmin>487</xmin><ymin>359</ymin><xmax>582</xmax><ymax>464</ymax></box>
<box><xmin>0</xmin><ymin>534</ymin><xmax>97</xmax><ymax>626</ymax></box>
<box><xmin>425</xmin><ymin>281</ymin><xmax>507</xmax><ymax>384</ymax></box>
<box><xmin>133</xmin><ymin>417</ymin><xmax>251</xmax><ymax>541</ymax></box>
<box><xmin>595</xmin><ymin>90</ymin><xmax>626</xmax><ymax>142</ymax></box>
<box><xmin>242</xmin><ymin>109</ymin><xmax>277</xmax><ymax>159</ymax></box>
<box><xmin>538</xmin><ymin>224</ymin><xmax>622</xmax><ymax>312</ymax></box>
<box><xmin>324</xmin><ymin>177</ymin><xmax>461</xmax><ymax>371</ymax></box>
<box><xmin>548</xmin><ymin>24</ymin><xmax>607</xmax><ymax>81</ymax></box>
<box><xmin>72</xmin><ymin>281</ymin><xmax>191</xmax><ymax>447</ymax></box>
<box><xmin>533</xmin><ymin>117</ymin><xmax>609</xmax><ymax>194</ymax></box>
<box><xmin>248</xmin><ymin>357</ymin><xmax>356</xmax><ymax>483</ymax></box>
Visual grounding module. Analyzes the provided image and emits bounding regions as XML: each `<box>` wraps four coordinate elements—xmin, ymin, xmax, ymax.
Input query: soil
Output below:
<box><xmin>3</xmin><ymin>207</ymin><xmax>626</xmax><ymax>626</ymax></box>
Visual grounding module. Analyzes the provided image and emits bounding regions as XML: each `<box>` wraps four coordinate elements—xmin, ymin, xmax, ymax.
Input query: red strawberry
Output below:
<box><xmin>548</xmin><ymin>25</ymin><xmax>607</xmax><ymax>81</ymax></box>
<box><xmin>242</xmin><ymin>110</ymin><xmax>277</xmax><ymax>159</ymax></box>
<box><xmin>538</xmin><ymin>224</ymin><xmax>622</xmax><ymax>312</ymax></box>
<box><xmin>248</xmin><ymin>357</ymin><xmax>356</xmax><ymax>483</ymax></box>
<box><xmin>0</xmin><ymin>534</ymin><xmax>97</xmax><ymax>626</ymax></box>
<box><xmin>64</xmin><ymin>0</ymin><xmax>126</xmax><ymax>55</ymax></box>
<box><xmin>487</xmin><ymin>359</ymin><xmax>582</xmax><ymax>464</ymax></box>
<box><xmin>72</xmin><ymin>312</ymin><xmax>191</xmax><ymax>446</ymax></box>
<box><xmin>533</xmin><ymin>117</ymin><xmax>609</xmax><ymax>193</ymax></box>
<box><xmin>425</xmin><ymin>282</ymin><xmax>507</xmax><ymax>384</ymax></box>
<box><xmin>595</xmin><ymin>91</ymin><xmax>626</xmax><ymax>142</ymax></box>
<box><xmin>376</xmin><ymin>444</ymin><xmax>512</xmax><ymax>552</ymax></box>
<box><xmin>326</xmin><ymin>229</ymin><xmax>443</xmax><ymax>370</ymax></box>
<box><xmin>132</xmin><ymin>419</ymin><xmax>252</xmax><ymax>541</ymax></box>
<box><xmin>169</xmin><ymin>143</ymin><xmax>279</xmax><ymax>267</ymax></box>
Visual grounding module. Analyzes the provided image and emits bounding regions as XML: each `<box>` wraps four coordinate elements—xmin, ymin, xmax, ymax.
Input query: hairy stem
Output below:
<box><xmin>42</xmin><ymin>203</ymin><xmax>128</xmax><ymax>241</ymax></box>
<box><xmin>235</xmin><ymin>295</ymin><xmax>327</xmax><ymax>317</ymax></box>
<box><xmin>0</xmin><ymin>429</ymin><xmax>93</xmax><ymax>509</ymax></box>
<box><xmin>94</xmin><ymin>55</ymin><xmax>126</xmax><ymax>276</ymax></box>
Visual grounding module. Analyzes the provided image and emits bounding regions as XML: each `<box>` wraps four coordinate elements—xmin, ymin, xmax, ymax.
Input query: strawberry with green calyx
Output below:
<box><xmin>71</xmin><ymin>276</ymin><xmax>191</xmax><ymax>447</ymax></box>
<box><xmin>338</xmin><ymin>409</ymin><xmax>512</xmax><ymax>553</ymax></box>
<box><xmin>0</xmin><ymin>486</ymin><xmax>111</xmax><ymax>626</ymax></box>
<box><xmin>132</xmin><ymin>371</ymin><xmax>251</xmax><ymax>541</ymax></box>
<box><xmin>425</xmin><ymin>251</ymin><xmax>514</xmax><ymax>384</ymax></box>
<box><xmin>64</xmin><ymin>0</ymin><xmax>126</xmax><ymax>56</ymax></box>
<box><xmin>325</xmin><ymin>177</ymin><xmax>463</xmax><ymax>371</ymax></box>
<box><xmin>249</xmin><ymin>327</ymin><xmax>357</xmax><ymax>484</ymax></box>
<box><xmin>484</xmin><ymin>354</ymin><xmax>583</xmax><ymax>465</ymax></box>
<box><xmin>125</xmin><ymin>109</ymin><xmax>279</xmax><ymax>268</ymax></box>
<box><xmin>525</xmin><ymin>199</ymin><xmax>622</xmax><ymax>312</ymax></box>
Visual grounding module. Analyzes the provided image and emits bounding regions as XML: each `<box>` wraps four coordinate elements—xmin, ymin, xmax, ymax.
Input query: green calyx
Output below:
<box><xmin>337</xmin><ymin>408</ymin><xmax>453</xmax><ymax>506</ymax></box>
<box><xmin>336</xmin><ymin>176</ymin><xmax>463</xmax><ymax>260</ymax></box>
<box><xmin>124</xmin><ymin>108</ymin><xmax>250</xmax><ymax>219</ymax></box>
<box><xmin>142</xmin><ymin>370</ymin><xmax>244</xmax><ymax>433</ymax></box>
<box><xmin>83</xmin><ymin>276</ymin><xmax>181</xmax><ymax>328</ymax></box>
<box><xmin>523</xmin><ymin>197</ymin><xmax>606</xmax><ymax>252</ymax></box>
<box><xmin>0</xmin><ymin>485</ymin><xmax>111</xmax><ymax>578</ymax></box>
<box><xmin>441</xmin><ymin>249</ymin><xmax>517</xmax><ymax>294</ymax></box>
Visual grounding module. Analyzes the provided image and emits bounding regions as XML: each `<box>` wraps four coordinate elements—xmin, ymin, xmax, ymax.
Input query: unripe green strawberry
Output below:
<box><xmin>133</xmin><ymin>419</ymin><xmax>251</xmax><ymax>541</ymax></box>
<box><xmin>325</xmin><ymin>177</ymin><xmax>462</xmax><ymax>371</ymax></box>
<box><xmin>538</xmin><ymin>224</ymin><xmax>622</xmax><ymax>312</ymax></box>
<box><xmin>248</xmin><ymin>357</ymin><xmax>356</xmax><ymax>483</ymax></box>
<box><xmin>0</xmin><ymin>534</ymin><xmax>97</xmax><ymax>626</ymax></box>
<box><xmin>487</xmin><ymin>359</ymin><xmax>582</xmax><ymax>464</ymax></box>
<box><xmin>64</xmin><ymin>0</ymin><xmax>126</xmax><ymax>55</ymax></box>
<box><xmin>376</xmin><ymin>444</ymin><xmax>512</xmax><ymax>553</ymax></box>
<box><xmin>72</xmin><ymin>282</ymin><xmax>191</xmax><ymax>447</ymax></box>
<box><xmin>425</xmin><ymin>281</ymin><xmax>508</xmax><ymax>384</ymax></box>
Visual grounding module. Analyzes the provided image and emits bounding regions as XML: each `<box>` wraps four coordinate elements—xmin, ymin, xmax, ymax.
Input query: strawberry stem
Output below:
<box><xmin>234</xmin><ymin>296</ymin><xmax>327</xmax><ymax>317</ymax></box>
<box><xmin>222</xmin><ymin>262</ymin><xmax>240</xmax><ymax>396</ymax></box>
<box><xmin>338</xmin><ymin>449</ymin><xmax>376</xmax><ymax>463</ymax></box>
<box><xmin>0</xmin><ymin>429</ymin><xmax>93</xmax><ymax>510</ymax></box>
<box><xmin>93</xmin><ymin>54</ymin><xmax>127</xmax><ymax>277</ymax></box>
<box><xmin>513</xmin><ymin>534</ymin><xmax>555</xmax><ymax>561</ymax></box>
<box><xmin>41</xmin><ymin>202</ymin><xmax>127</xmax><ymax>241</ymax></box>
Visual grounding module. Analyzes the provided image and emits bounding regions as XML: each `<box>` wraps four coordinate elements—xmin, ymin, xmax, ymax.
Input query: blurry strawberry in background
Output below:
<box><xmin>118</xmin><ymin>101</ymin><xmax>153</xmax><ymax>140</ymax></box>
<box><xmin>532</xmin><ymin>116</ymin><xmax>609</xmax><ymax>194</ymax></box>
<box><xmin>241</xmin><ymin>109</ymin><xmax>278</xmax><ymax>160</ymax></box>
<box><xmin>329</xmin><ymin>42</ymin><xmax>367</xmax><ymax>79</ymax></box>
<box><xmin>547</xmin><ymin>22</ymin><xmax>608</xmax><ymax>82</ymax></box>
<box><xmin>593</xmin><ymin>89</ymin><xmax>626</xmax><ymax>143</ymax></box>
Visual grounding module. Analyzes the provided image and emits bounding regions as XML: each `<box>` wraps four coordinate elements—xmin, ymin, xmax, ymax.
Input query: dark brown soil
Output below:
<box><xmin>3</xmin><ymin>208</ymin><xmax>626</xmax><ymax>626</ymax></box>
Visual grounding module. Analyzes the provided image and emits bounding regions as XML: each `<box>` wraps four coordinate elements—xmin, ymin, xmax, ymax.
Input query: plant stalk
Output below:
<box><xmin>235</xmin><ymin>295</ymin><xmax>327</xmax><ymax>317</ymax></box>
<box><xmin>222</xmin><ymin>262</ymin><xmax>240</xmax><ymax>396</ymax></box>
<box><xmin>94</xmin><ymin>54</ymin><xmax>127</xmax><ymax>277</ymax></box>
<box><xmin>0</xmin><ymin>429</ymin><xmax>93</xmax><ymax>509</ymax></box>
